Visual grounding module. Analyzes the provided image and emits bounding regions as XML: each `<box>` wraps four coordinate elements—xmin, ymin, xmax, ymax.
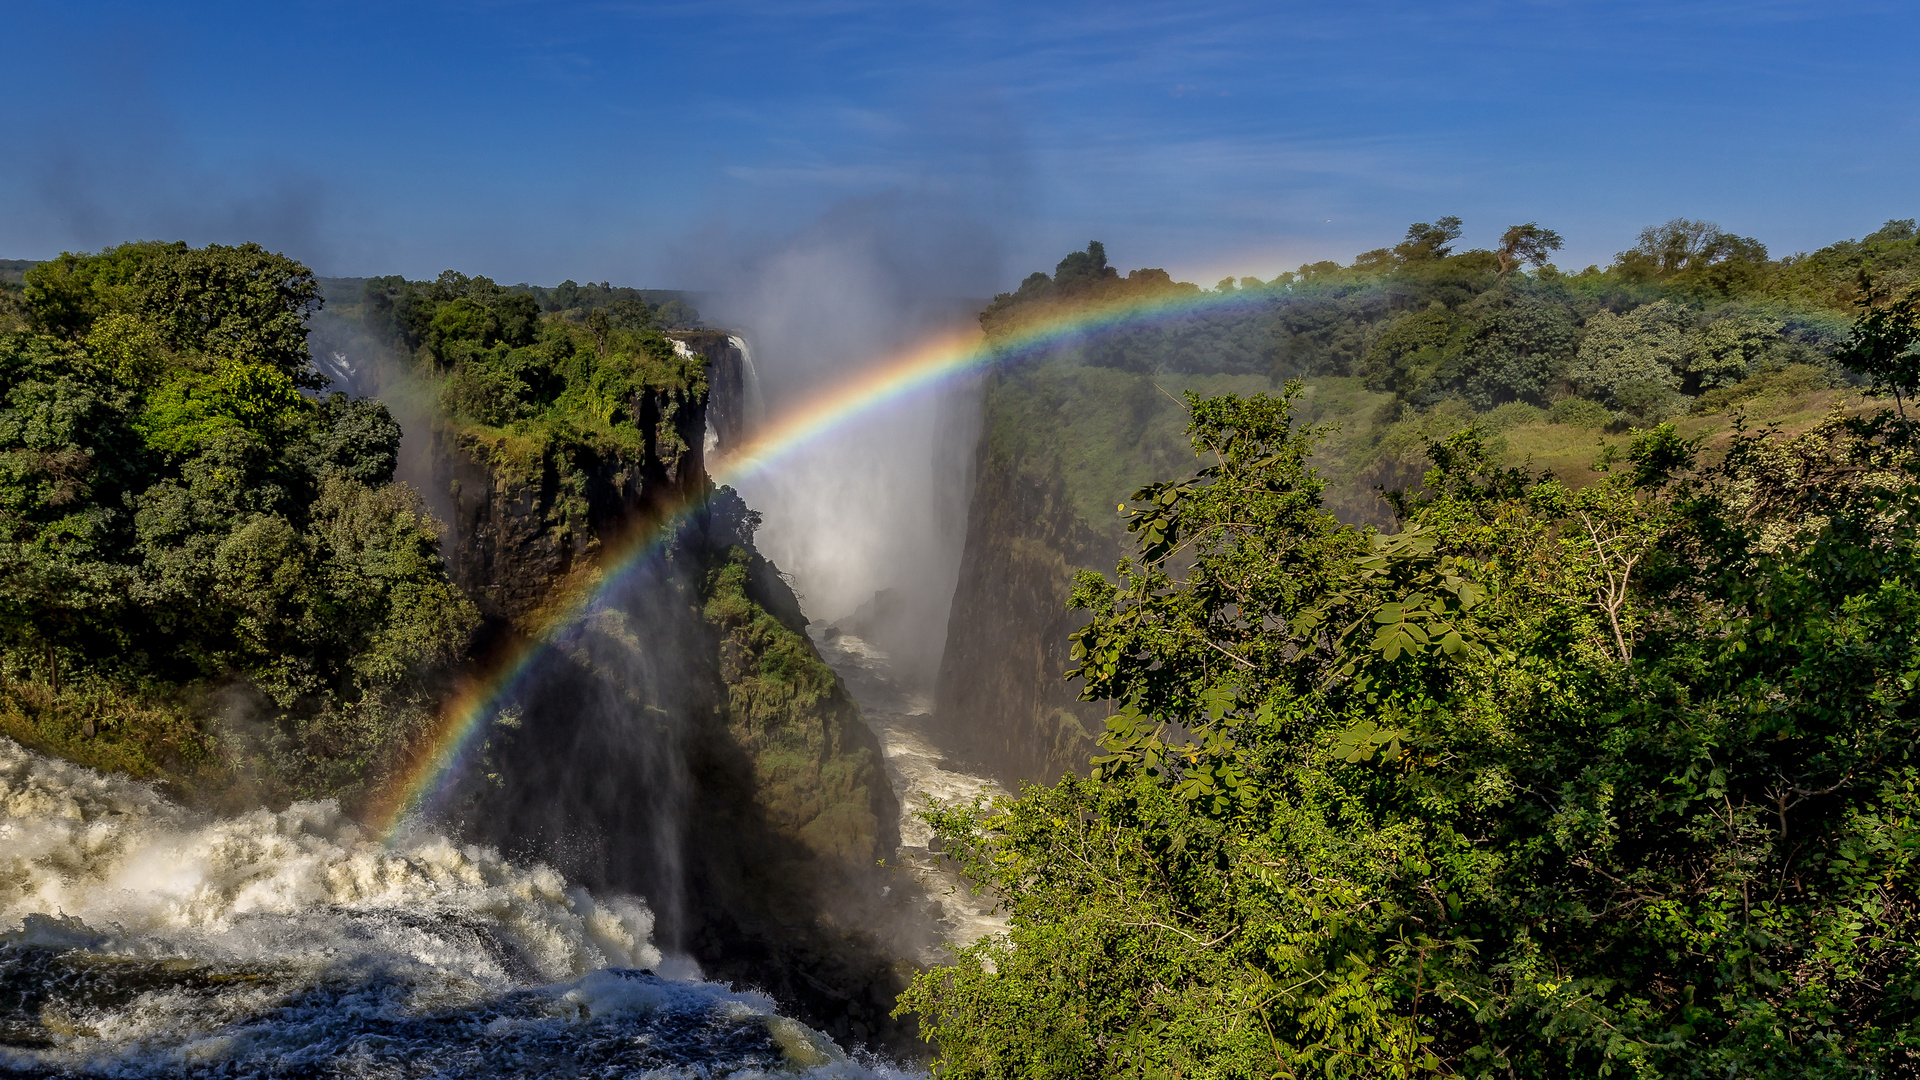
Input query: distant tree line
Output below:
<box><xmin>982</xmin><ymin>217</ymin><xmax>1920</xmax><ymax>430</ymax></box>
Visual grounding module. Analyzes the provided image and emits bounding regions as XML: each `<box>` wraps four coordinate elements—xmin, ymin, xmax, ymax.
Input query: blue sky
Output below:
<box><xmin>1</xmin><ymin>1</ymin><xmax>1914</xmax><ymax>293</ymax></box>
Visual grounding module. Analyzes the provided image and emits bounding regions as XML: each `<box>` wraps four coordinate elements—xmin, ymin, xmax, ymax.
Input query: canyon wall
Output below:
<box><xmin>423</xmin><ymin>360</ymin><xmax>916</xmax><ymax>1049</ymax></box>
<box><xmin>935</xmin><ymin>363</ymin><xmax>1278</xmax><ymax>788</ymax></box>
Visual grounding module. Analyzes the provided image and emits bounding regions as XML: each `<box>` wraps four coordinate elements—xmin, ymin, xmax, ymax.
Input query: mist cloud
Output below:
<box><xmin>683</xmin><ymin>187</ymin><xmax>1012</xmax><ymax>682</ymax></box>
<box><xmin>0</xmin><ymin>32</ymin><xmax>352</xmax><ymax>269</ymax></box>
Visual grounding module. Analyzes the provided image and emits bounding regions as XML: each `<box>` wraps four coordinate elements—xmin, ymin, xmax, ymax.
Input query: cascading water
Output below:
<box><xmin>12</xmin><ymin>271</ymin><xmax>1002</xmax><ymax>1073</ymax></box>
<box><xmin>807</xmin><ymin>629</ymin><xmax>1007</xmax><ymax>956</ymax></box>
<box><xmin>728</xmin><ymin>334</ymin><xmax>767</xmax><ymax>427</ymax></box>
<box><xmin>0</xmin><ymin>737</ymin><xmax>906</xmax><ymax>1078</ymax></box>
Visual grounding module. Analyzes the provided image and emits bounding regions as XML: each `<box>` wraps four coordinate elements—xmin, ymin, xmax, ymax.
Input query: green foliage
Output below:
<box><xmin>1496</xmin><ymin>222</ymin><xmax>1563</xmax><ymax>275</ymax></box>
<box><xmin>1772</xmin><ymin>219</ymin><xmax>1920</xmax><ymax>310</ymax></box>
<box><xmin>699</xmin><ymin>494</ymin><xmax>890</xmax><ymax>864</ymax></box>
<box><xmin>25</xmin><ymin>241</ymin><xmax>324</xmax><ymax>388</ymax></box>
<box><xmin>903</xmin><ymin>373</ymin><xmax>1920</xmax><ymax>1076</ymax></box>
<box><xmin>359</xmin><ymin>270</ymin><xmax>707</xmax><ymax>479</ymax></box>
<box><xmin>1547</xmin><ymin>396</ymin><xmax>1612</xmax><ymax>429</ymax></box>
<box><xmin>1839</xmin><ymin>285</ymin><xmax>1920</xmax><ymax>414</ymax></box>
<box><xmin>1613</xmin><ymin>218</ymin><xmax>1773</xmax><ymax>298</ymax></box>
<box><xmin>0</xmin><ymin>243</ymin><xmax>477</xmax><ymax>804</ymax></box>
<box><xmin>1362</xmin><ymin>307</ymin><xmax>1465</xmax><ymax>399</ymax></box>
<box><xmin>1691</xmin><ymin>363</ymin><xmax>1834</xmax><ymax>417</ymax></box>
<box><xmin>980</xmin><ymin>361</ymin><xmax>1276</xmax><ymax>547</ymax></box>
<box><xmin>968</xmin><ymin>217</ymin><xmax>1890</xmax><ymax>541</ymax></box>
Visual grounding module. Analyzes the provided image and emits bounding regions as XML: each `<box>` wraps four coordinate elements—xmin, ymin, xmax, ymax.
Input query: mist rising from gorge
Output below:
<box><xmin>688</xmin><ymin>192</ymin><xmax>1006</xmax><ymax>685</ymax></box>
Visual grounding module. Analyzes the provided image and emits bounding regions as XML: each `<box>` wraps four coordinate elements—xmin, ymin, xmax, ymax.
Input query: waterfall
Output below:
<box><xmin>672</xmin><ymin>339</ymin><xmax>725</xmax><ymax>457</ymax></box>
<box><xmin>728</xmin><ymin>334</ymin><xmax>766</xmax><ymax>427</ymax></box>
<box><xmin>0</xmin><ymin>736</ymin><xmax>902</xmax><ymax>1078</ymax></box>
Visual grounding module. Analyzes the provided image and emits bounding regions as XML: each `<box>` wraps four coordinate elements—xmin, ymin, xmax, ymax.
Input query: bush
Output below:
<box><xmin>1547</xmin><ymin>396</ymin><xmax>1611</xmax><ymax>428</ymax></box>
<box><xmin>1480</xmin><ymin>401</ymin><xmax>1545</xmax><ymax>430</ymax></box>
<box><xmin>1692</xmin><ymin>362</ymin><xmax>1832</xmax><ymax>414</ymax></box>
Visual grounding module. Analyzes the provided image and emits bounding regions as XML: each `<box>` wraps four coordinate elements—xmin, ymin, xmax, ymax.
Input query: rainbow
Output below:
<box><xmin>367</xmin><ymin>281</ymin><xmax>1279</xmax><ymax>839</ymax></box>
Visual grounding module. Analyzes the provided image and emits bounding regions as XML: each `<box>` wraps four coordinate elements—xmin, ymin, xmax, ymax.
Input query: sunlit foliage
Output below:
<box><xmin>904</xmin><ymin>355</ymin><xmax>1920</xmax><ymax>1073</ymax></box>
<box><xmin>0</xmin><ymin>242</ymin><xmax>478</xmax><ymax>804</ymax></box>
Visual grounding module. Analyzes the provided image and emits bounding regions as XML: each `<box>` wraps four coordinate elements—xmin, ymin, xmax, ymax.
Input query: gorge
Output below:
<box><xmin>7</xmin><ymin>216</ymin><xmax>1920</xmax><ymax>1076</ymax></box>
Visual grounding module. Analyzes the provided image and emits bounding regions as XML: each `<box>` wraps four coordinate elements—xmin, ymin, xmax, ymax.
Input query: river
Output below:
<box><xmin>0</xmin><ymin>736</ymin><xmax>913</xmax><ymax>1078</ymax></box>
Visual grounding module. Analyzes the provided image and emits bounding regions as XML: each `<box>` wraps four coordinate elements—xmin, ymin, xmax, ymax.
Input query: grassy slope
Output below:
<box><xmin>992</xmin><ymin>361</ymin><xmax>1875</xmax><ymax>546</ymax></box>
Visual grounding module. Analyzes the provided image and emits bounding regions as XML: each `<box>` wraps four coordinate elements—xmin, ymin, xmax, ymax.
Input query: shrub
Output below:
<box><xmin>1547</xmin><ymin>396</ymin><xmax>1611</xmax><ymax>428</ymax></box>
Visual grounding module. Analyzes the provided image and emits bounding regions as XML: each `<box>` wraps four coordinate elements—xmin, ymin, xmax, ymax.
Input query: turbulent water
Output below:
<box><xmin>808</xmin><ymin>629</ymin><xmax>1007</xmax><ymax>957</ymax></box>
<box><xmin>0</xmin><ymin>738</ymin><xmax>906</xmax><ymax>1078</ymax></box>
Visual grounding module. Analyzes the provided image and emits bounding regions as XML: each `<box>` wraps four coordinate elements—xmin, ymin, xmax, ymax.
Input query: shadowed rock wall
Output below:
<box><xmin>423</xmin><ymin>363</ymin><xmax>921</xmax><ymax>1050</ymax></box>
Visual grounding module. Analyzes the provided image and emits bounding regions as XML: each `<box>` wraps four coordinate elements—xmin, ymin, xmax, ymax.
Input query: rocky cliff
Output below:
<box><xmin>936</xmin><ymin>434</ymin><xmax>1109</xmax><ymax>788</ymax></box>
<box><xmin>669</xmin><ymin>330</ymin><xmax>755</xmax><ymax>454</ymax></box>
<box><xmin>935</xmin><ymin>361</ymin><xmax>1278</xmax><ymax>788</ymax></box>
<box><xmin>430</xmin><ymin>379</ymin><xmax>707</xmax><ymax>626</ymax></box>
<box><xmin>424</xmin><ymin>353</ymin><xmax>915</xmax><ymax>1049</ymax></box>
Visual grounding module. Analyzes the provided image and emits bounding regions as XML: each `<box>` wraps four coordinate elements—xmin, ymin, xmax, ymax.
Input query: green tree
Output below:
<box><xmin>25</xmin><ymin>241</ymin><xmax>323</xmax><ymax>387</ymax></box>
<box><xmin>1439</xmin><ymin>289</ymin><xmax>1578</xmax><ymax>408</ymax></box>
<box><xmin>1395</xmin><ymin>217</ymin><xmax>1464</xmax><ymax>265</ymax></box>
<box><xmin>902</xmin><ymin>383</ymin><xmax>1920</xmax><ymax>1077</ymax></box>
<box><xmin>0</xmin><ymin>242</ymin><xmax>478</xmax><ymax>802</ymax></box>
<box><xmin>1495</xmin><ymin>222</ymin><xmax>1563</xmax><ymax>274</ymax></box>
<box><xmin>1614</xmin><ymin>219</ymin><xmax>1771</xmax><ymax>297</ymax></box>
<box><xmin>1840</xmin><ymin>286</ymin><xmax>1920</xmax><ymax>415</ymax></box>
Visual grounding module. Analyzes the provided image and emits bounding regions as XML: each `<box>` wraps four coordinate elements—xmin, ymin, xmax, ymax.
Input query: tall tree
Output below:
<box><xmin>1395</xmin><ymin>216</ymin><xmax>1465</xmax><ymax>264</ymax></box>
<box><xmin>1495</xmin><ymin>221</ymin><xmax>1564</xmax><ymax>274</ymax></box>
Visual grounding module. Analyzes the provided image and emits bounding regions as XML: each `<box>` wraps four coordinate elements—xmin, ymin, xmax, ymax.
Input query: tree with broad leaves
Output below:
<box><xmin>1840</xmin><ymin>284</ymin><xmax>1920</xmax><ymax>416</ymax></box>
<box><xmin>900</xmin><ymin>374</ymin><xmax>1920</xmax><ymax>1077</ymax></box>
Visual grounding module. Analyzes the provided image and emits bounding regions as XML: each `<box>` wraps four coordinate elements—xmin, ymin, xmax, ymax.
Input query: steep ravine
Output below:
<box><xmin>811</xmin><ymin>627</ymin><xmax>1007</xmax><ymax>956</ymax></box>
<box><xmin>418</xmin><ymin>354</ymin><xmax>925</xmax><ymax>1050</ymax></box>
<box><xmin>933</xmin><ymin>362</ymin><xmax>1279</xmax><ymax>789</ymax></box>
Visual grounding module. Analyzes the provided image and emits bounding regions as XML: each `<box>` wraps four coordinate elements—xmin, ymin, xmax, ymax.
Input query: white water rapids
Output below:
<box><xmin>0</xmin><ymin>737</ymin><xmax>907</xmax><ymax>1078</ymax></box>
<box><xmin>807</xmin><ymin>629</ymin><xmax>1007</xmax><ymax>956</ymax></box>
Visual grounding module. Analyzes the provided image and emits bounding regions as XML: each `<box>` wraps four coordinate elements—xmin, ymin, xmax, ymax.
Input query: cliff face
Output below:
<box><xmin>424</xmin><ymin>357</ymin><xmax>912</xmax><ymax>1048</ymax></box>
<box><xmin>935</xmin><ymin>362</ymin><xmax>1279</xmax><ymax>788</ymax></box>
<box><xmin>936</xmin><ymin>439</ymin><xmax>1109</xmax><ymax>788</ymax></box>
<box><xmin>669</xmin><ymin>331</ymin><xmax>754</xmax><ymax>454</ymax></box>
<box><xmin>431</xmin><ymin>381</ymin><xmax>707</xmax><ymax>627</ymax></box>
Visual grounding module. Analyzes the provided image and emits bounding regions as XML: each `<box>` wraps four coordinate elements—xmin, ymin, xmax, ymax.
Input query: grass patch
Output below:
<box><xmin>0</xmin><ymin>676</ymin><xmax>251</xmax><ymax>806</ymax></box>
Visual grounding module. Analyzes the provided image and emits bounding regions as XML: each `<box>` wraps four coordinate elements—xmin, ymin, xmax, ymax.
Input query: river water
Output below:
<box><xmin>0</xmin><ymin>737</ymin><xmax>911</xmax><ymax>1078</ymax></box>
<box><xmin>0</xmin><ymin>614</ymin><xmax>1005</xmax><ymax>1077</ymax></box>
<box><xmin>807</xmin><ymin>628</ymin><xmax>1008</xmax><ymax>958</ymax></box>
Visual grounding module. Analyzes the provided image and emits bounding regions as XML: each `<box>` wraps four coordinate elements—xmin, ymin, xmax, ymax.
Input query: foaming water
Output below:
<box><xmin>0</xmin><ymin>738</ymin><xmax>909</xmax><ymax>1078</ymax></box>
<box><xmin>808</xmin><ymin>630</ymin><xmax>1007</xmax><ymax>955</ymax></box>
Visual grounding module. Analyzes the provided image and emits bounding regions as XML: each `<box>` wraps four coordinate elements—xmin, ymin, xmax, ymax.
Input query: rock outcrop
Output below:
<box><xmin>423</xmin><ymin>354</ymin><xmax>913</xmax><ymax>1049</ymax></box>
<box><xmin>431</xmin><ymin>382</ymin><xmax>707</xmax><ymax>627</ymax></box>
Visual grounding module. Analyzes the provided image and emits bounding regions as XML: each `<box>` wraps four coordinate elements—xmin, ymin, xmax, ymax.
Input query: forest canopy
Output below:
<box><xmin>904</xmin><ymin>390</ymin><xmax>1920</xmax><ymax>1077</ymax></box>
<box><xmin>356</xmin><ymin>270</ymin><xmax>707</xmax><ymax>447</ymax></box>
<box><xmin>0</xmin><ymin>242</ymin><xmax>479</xmax><ymax>802</ymax></box>
<box><xmin>0</xmin><ymin>243</ymin><xmax>733</xmax><ymax>807</ymax></box>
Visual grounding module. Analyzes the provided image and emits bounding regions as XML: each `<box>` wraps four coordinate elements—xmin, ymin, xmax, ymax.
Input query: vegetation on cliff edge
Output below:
<box><xmin>904</xmin><ymin>286</ymin><xmax>1920</xmax><ymax>1072</ymax></box>
<box><xmin>0</xmin><ymin>241</ymin><xmax>479</xmax><ymax>807</ymax></box>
